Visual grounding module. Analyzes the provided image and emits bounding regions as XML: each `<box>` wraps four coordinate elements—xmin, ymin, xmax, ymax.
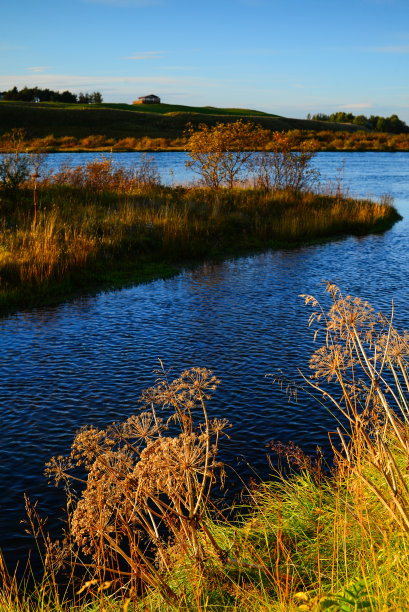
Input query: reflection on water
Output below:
<box><xmin>1</xmin><ymin>152</ymin><xmax>408</xmax><ymax>568</ymax></box>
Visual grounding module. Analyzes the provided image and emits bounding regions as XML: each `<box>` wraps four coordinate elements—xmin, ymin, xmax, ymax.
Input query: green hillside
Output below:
<box><xmin>0</xmin><ymin>100</ymin><xmax>364</xmax><ymax>140</ymax></box>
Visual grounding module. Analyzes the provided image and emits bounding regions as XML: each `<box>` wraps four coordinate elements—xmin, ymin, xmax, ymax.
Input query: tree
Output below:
<box><xmin>253</xmin><ymin>132</ymin><xmax>319</xmax><ymax>192</ymax></box>
<box><xmin>311</xmin><ymin>113</ymin><xmax>330</xmax><ymax>122</ymax></box>
<box><xmin>90</xmin><ymin>91</ymin><xmax>103</xmax><ymax>104</ymax></box>
<box><xmin>353</xmin><ymin>115</ymin><xmax>368</xmax><ymax>127</ymax></box>
<box><xmin>185</xmin><ymin>120</ymin><xmax>267</xmax><ymax>189</ymax></box>
<box><xmin>60</xmin><ymin>90</ymin><xmax>77</xmax><ymax>103</ymax></box>
<box><xmin>78</xmin><ymin>92</ymin><xmax>91</xmax><ymax>104</ymax></box>
<box><xmin>387</xmin><ymin>114</ymin><xmax>408</xmax><ymax>134</ymax></box>
<box><xmin>376</xmin><ymin>117</ymin><xmax>387</xmax><ymax>132</ymax></box>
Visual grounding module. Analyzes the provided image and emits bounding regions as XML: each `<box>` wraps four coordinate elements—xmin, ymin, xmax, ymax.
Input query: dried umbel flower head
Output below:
<box><xmin>326</xmin><ymin>294</ymin><xmax>378</xmax><ymax>342</ymax></box>
<box><xmin>45</xmin><ymin>365</ymin><xmax>227</xmax><ymax>598</ymax></box>
<box><xmin>140</xmin><ymin>366</ymin><xmax>220</xmax><ymax>421</ymax></box>
<box><xmin>376</xmin><ymin>329</ymin><xmax>409</xmax><ymax>368</ymax></box>
<box><xmin>119</xmin><ymin>411</ymin><xmax>165</xmax><ymax>443</ymax></box>
<box><xmin>309</xmin><ymin>344</ymin><xmax>356</xmax><ymax>382</ymax></box>
<box><xmin>70</xmin><ymin>425</ymin><xmax>115</xmax><ymax>469</ymax></box>
<box><xmin>301</xmin><ymin>284</ymin><xmax>409</xmax><ymax>535</ymax></box>
<box><xmin>302</xmin><ymin>282</ymin><xmax>385</xmax><ymax>346</ymax></box>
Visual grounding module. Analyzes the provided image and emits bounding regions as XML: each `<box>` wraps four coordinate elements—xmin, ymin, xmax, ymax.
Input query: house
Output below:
<box><xmin>133</xmin><ymin>94</ymin><xmax>161</xmax><ymax>105</ymax></box>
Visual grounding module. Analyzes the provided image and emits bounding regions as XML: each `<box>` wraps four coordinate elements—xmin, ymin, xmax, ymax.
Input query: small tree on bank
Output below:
<box><xmin>253</xmin><ymin>132</ymin><xmax>319</xmax><ymax>192</ymax></box>
<box><xmin>185</xmin><ymin>122</ymin><xmax>319</xmax><ymax>193</ymax></box>
<box><xmin>185</xmin><ymin>120</ymin><xmax>267</xmax><ymax>189</ymax></box>
<box><xmin>0</xmin><ymin>128</ymin><xmax>46</xmax><ymax>196</ymax></box>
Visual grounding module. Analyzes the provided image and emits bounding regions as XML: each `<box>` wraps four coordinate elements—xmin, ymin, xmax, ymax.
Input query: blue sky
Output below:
<box><xmin>1</xmin><ymin>0</ymin><xmax>409</xmax><ymax>122</ymax></box>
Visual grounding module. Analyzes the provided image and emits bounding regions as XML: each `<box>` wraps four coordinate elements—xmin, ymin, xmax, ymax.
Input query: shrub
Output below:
<box><xmin>49</xmin><ymin>154</ymin><xmax>160</xmax><ymax>192</ymax></box>
<box><xmin>254</xmin><ymin>132</ymin><xmax>319</xmax><ymax>191</ymax></box>
<box><xmin>303</xmin><ymin>283</ymin><xmax>409</xmax><ymax>534</ymax></box>
<box><xmin>0</xmin><ymin>129</ymin><xmax>46</xmax><ymax>194</ymax></box>
<box><xmin>185</xmin><ymin>120</ymin><xmax>267</xmax><ymax>189</ymax></box>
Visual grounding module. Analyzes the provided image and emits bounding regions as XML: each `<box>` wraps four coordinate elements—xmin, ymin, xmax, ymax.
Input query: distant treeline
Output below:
<box><xmin>307</xmin><ymin>111</ymin><xmax>409</xmax><ymax>134</ymax></box>
<box><xmin>1</xmin><ymin>86</ymin><xmax>103</xmax><ymax>104</ymax></box>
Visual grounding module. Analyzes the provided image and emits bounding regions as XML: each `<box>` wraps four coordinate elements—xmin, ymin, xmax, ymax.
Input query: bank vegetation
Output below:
<box><xmin>2</xmin><ymin>285</ymin><xmax>409</xmax><ymax>610</ymax></box>
<box><xmin>2</xmin><ymin>129</ymin><xmax>409</xmax><ymax>153</ymax></box>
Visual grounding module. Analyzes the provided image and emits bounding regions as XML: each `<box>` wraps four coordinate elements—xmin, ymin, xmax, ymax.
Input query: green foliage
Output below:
<box><xmin>2</xmin><ymin>86</ymin><xmax>102</xmax><ymax>104</ymax></box>
<box><xmin>310</xmin><ymin>110</ymin><xmax>409</xmax><ymax>133</ymax></box>
<box><xmin>319</xmin><ymin>580</ymin><xmax>372</xmax><ymax>611</ymax></box>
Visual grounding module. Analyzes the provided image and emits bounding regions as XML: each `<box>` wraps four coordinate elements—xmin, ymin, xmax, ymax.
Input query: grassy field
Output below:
<box><xmin>30</xmin><ymin>101</ymin><xmax>280</xmax><ymax>116</ymax></box>
<box><xmin>0</xmin><ymin>100</ymin><xmax>365</xmax><ymax>142</ymax></box>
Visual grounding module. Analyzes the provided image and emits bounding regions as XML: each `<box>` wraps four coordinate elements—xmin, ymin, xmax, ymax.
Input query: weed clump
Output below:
<box><xmin>47</xmin><ymin>154</ymin><xmax>160</xmax><ymax>192</ymax></box>
<box><xmin>45</xmin><ymin>364</ymin><xmax>230</xmax><ymax>607</ymax></box>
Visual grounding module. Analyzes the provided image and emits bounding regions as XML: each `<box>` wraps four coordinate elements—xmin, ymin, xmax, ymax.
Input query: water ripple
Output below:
<box><xmin>1</xmin><ymin>152</ymin><xmax>409</xmax><ymax>568</ymax></box>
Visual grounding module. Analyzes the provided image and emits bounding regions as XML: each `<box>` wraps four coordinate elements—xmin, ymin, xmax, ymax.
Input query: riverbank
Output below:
<box><xmin>2</xmin><ymin>284</ymin><xmax>409</xmax><ymax>611</ymax></box>
<box><xmin>2</xmin><ymin>130</ymin><xmax>409</xmax><ymax>153</ymax></box>
<box><xmin>0</xmin><ymin>181</ymin><xmax>401</xmax><ymax>315</ymax></box>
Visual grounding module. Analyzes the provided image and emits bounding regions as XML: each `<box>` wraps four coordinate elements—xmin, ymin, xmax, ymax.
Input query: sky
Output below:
<box><xmin>1</xmin><ymin>0</ymin><xmax>409</xmax><ymax>122</ymax></box>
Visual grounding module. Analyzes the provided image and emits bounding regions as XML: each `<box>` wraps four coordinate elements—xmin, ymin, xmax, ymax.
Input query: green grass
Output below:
<box><xmin>1</xmin><ymin>100</ymin><xmax>280</xmax><ymax>116</ymax></box>
<box><xmin>0</xmin><ymin>100</ymin><xmax>364</xmax><ymax>141</ymax></box>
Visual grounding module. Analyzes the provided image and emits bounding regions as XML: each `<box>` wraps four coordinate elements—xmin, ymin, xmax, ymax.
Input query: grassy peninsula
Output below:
<box><xmin>0</xmin><ymin>176</ymin><xmax>400</xmax><ymax>315</ymax></box>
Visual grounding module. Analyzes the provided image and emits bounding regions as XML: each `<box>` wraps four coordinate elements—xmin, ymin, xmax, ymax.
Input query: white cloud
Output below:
<box><xmin>340</xmin><ymin>103</ymin><xmax>372</xmax><ymax>110</ymax></box>
<box><xmin>122</xmin><ymin>51</ymin><xmax>164</xmax><ymax>60</ymax></box>
<box><xmin>27</xmin><ymin>66</ymin><xmax>51</xmax><ymax>73</ymax></box>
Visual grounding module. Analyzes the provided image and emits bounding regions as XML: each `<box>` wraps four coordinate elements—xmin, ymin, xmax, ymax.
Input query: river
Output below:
<box><xmin>1</xmin><ymin>151</ymin><xmax>408</xmax><ymax>569</ymax></box>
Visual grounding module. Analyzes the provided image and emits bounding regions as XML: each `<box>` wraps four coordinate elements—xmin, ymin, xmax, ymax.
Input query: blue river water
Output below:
<box><xmin>1</xmin><ymin>151</ymin><xmax>409</xmax><ymax>569</ymax></box>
